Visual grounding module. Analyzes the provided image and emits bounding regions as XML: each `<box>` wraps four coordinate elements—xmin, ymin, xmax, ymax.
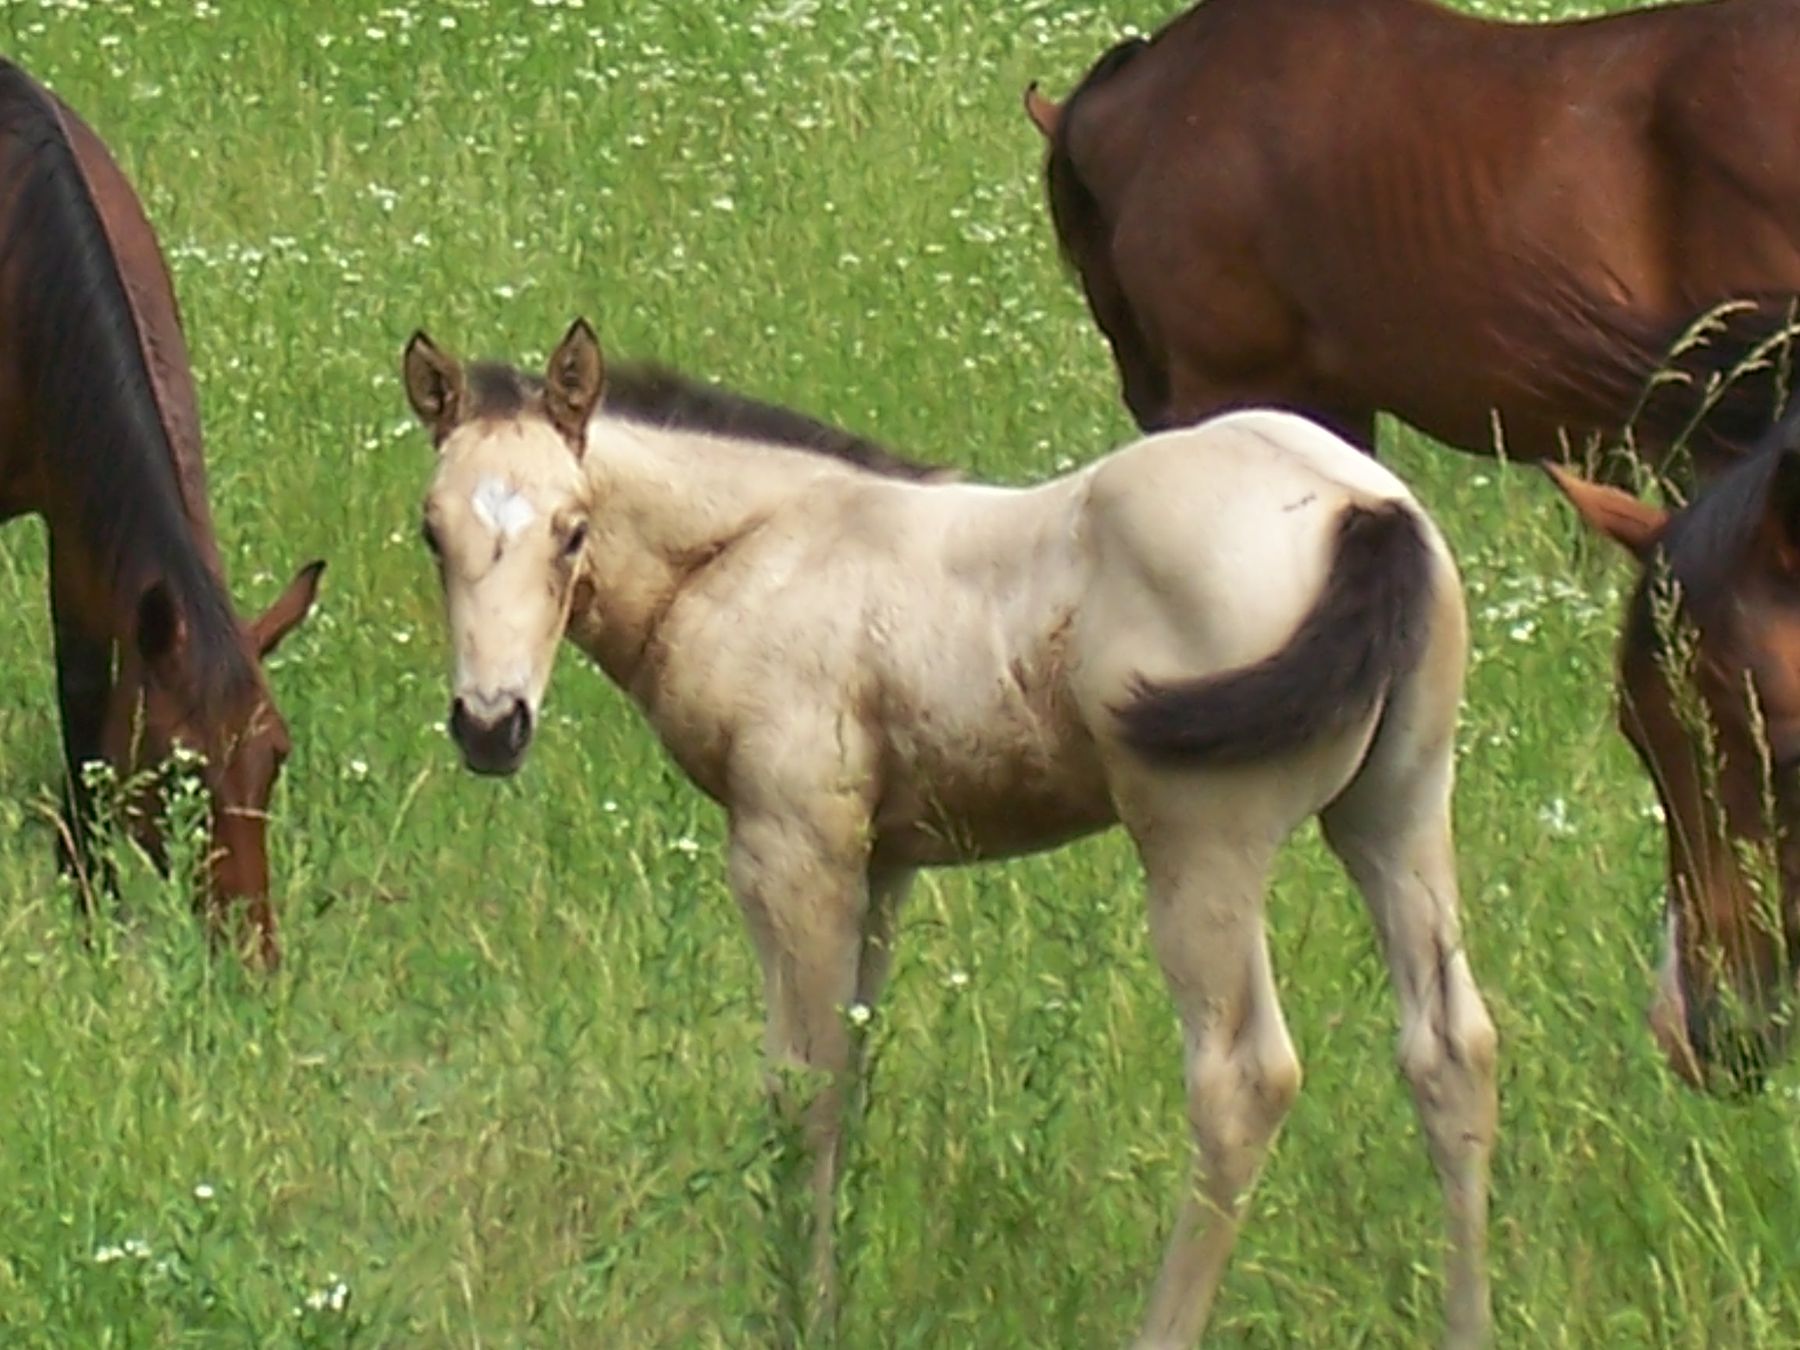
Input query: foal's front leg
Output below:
<box><xmin>729</xmin><ymin>808</ymin><xmax>878</xmax><ymax>1342</ymax></box>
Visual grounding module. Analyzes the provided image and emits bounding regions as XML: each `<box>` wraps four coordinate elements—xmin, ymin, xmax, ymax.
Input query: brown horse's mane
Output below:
<box><xmin>1635</xmin><ymin>420</ymin><xmax>1800</xmax><ymax>639</ymax></box>
<box><xmin>1502</xmin><ymin>253</ymin><xmax>1800</xmax><ymax>470</ymax></box>
<box><xmin>466</xmin><ymin>358</ymin><xmax>946</xmax><ymax>481</ymax></box>
<box><xmin>0</xmin><ymin>62</ymin><xmax>252</xmax><ymax>705</ymax></box>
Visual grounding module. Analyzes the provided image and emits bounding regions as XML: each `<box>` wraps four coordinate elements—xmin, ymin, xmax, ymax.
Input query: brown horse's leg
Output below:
<box><xmin>48</xmin><ymin>555</ymin><xmax>114</xmax><ymax>910</ymax></box>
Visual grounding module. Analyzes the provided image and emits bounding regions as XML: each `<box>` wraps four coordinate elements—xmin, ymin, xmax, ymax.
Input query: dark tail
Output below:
<box><xmin>1116</xmin><ymin>502</ymin><xmax>1434</xmax><ymax>763</ymax></box>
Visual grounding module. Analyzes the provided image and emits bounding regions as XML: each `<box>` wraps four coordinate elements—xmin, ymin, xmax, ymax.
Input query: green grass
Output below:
<box><xmin>0</xmin><ymin>0</ymin><xmax>1794</xmax><ymax>1345</ymax></box>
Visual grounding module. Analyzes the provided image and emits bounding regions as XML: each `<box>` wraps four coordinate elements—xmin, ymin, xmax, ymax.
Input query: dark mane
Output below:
<box><xmin>1629</xmin><ymin>425</ymin><xmax>1800</xmax><ymax>653</ymax></box>
<box><xmin>465</xmin><ymin>360</ymin><xmax>539</xmax><ymax>420</ymax></box>
<box><xmin>469</xmin><ymin>356</ymin><xmax>948</xmax><ymax>481</ymax></box>
<box><xmin>1485</xmin><ymin>248</ymin><xmax>1797</xmax><ymax>474</ymax></box>
<box><xmin>1637</xmin><ymin>297</ymin><xmax>1800</xmax><ymax>463</ymax></box>
<box><xmin>603</xmin><ymin>362</ymin><xmax>945</xmax><ymax>480</ymax></box>
<box><xmin>0</xmin><ymin>63</ymin><xmax>252</xmax><ymax>705</ymax></box>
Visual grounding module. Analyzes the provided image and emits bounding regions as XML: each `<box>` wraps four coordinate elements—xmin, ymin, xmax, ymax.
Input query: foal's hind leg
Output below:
<box><xmin>1120</xmin><ymin>777</ymin><xmax>1302</xmax><ymax>1350</ymax></box>
<box><xmin>1322</xmin><ymin>743</ymin><xmax>1497</xmax><ymax>1348</ymax></box>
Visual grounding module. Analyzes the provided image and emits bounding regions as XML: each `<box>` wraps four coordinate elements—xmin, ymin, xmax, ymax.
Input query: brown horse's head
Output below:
<box><xmin>1550</xmin><ymin>452</ymin><xmax>1800</xmax><ymax>1093</ymax></box>
<box><xmin>104</xmin><ymin>563</ymin><xmax>323</xmax><ymax>967</ymax></box>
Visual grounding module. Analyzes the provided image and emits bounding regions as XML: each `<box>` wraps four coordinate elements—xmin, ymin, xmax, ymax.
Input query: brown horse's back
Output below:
<box><xmin>1047</xmin><ymin>0</ymin><xmax>1800</xmax><ymax>466</ymax></box>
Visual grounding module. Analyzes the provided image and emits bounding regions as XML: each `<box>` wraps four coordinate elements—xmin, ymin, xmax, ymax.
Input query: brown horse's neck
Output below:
<box><xmin>566</xmin><ymin>417</ymin><xmax>839</xmax><ymax>695</ymax></box>
<box><xmin>50</xmin><ymin>79</ymin><xmax>221</xmax><ymax>572</ymax></box>
<box><xmin>0</xmin><ymin>64</ymin><xmax>243</xmax><ymax>679</ymax></box>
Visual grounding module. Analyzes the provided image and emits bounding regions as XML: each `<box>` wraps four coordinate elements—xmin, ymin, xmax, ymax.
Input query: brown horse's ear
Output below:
<box><xmin>1543</xmin><ymin>462</ymin><xmax>1666</xmax><ymax>561</ymax></box>
<box><xmin>252</xmin><ymin>559</ymin><xmax>326</xmax><ymax>658</ymax></box>
<box><xmin>136</xmin><ymin>581</ymin><xmax>186</xmax><ymax>672</ymax></box>
<box><xmin>403</xmin><ymin>331</ymin><xmax>465</xmax><ymax>445</ymax></box>
<box><xmin>1023</xmin><ymin>82</ymin><xmax>1060</xmax><ymax>139</ymax></box>
<box><xmin>545</xmin><ymin>318</ymin><xmax>605</xmax><ymax>453</ymax></box>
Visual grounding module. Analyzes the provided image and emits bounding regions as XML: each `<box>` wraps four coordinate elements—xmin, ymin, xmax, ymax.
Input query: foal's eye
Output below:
<box><xmin>420</xmin><ymin>519</ymin><xmax>442</xmax><ymax>556</ymax></box>
<box><xmin>562</xmin><ymin>522</ymin><xmax>589</xmax><ymax>559</ymax></box>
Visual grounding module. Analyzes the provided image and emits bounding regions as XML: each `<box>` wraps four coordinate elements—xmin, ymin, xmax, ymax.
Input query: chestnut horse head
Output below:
<box><xmin>0</xmin><ymin>61</ymin><xmax>322</xmax><ymax>965</ymax></box>
<box><xmin>1550</xmin><ymin>427</ymin><xmax>1800</xmax><ymax>1093</ymax></box>
<box><xmin>101</xmin><ymin>566</ymin><xmax>323</xmax><ymax>960</ymax></box>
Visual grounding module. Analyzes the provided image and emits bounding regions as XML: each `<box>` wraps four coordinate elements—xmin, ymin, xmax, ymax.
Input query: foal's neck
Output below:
<box><xmin>570</xmin><ymin>417</ymin><xmax>850</xmax><ymax>692</ymax></box>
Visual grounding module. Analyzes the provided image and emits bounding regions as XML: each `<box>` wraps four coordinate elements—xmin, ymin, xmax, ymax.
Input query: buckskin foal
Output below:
<box><xmin>403</xmin><ymin>320</ymin><xmax>1497</xmax><ymax>1347</ymax></box>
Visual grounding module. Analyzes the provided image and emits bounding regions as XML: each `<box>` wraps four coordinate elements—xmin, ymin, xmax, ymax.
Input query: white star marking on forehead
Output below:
<box><xmin>470</xmin><ymin>476</ymin><xmax>538</xmax><ymax>541</ymax></box>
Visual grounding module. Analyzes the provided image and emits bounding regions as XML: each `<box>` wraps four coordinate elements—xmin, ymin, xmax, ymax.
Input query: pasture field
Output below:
<box><xmin>0</xmin><ymin>0</ymin><xmax>1794</xmax><ymax>1345</ymax></box>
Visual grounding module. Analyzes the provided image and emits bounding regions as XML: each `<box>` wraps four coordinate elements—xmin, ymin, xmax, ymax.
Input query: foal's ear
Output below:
<box><xmin>135</xmin><ymin>581</ymin><xmax>187</xmax><ymax>670</ymax></box>
<box><xmin>1543</xmin><ymin>462</ymin><xmax>1667</xmax><ymax>561</ymax></box>
<box><xmin>251</xmin><ymin>559</ymin><xmax>326</xmax><ymax>658</ymax></box>
<box><xmin>403</xmin><ymin>331</ymin><xmax>465</xmax><ymax>445</ymax></box>
<box><xmin>1023</xmin><ymin>82</ymin><xmax>1060</xmax><ymax>139</ymax></box>
<box><xmin>544</xmin><ymin>318</ymin><xmax>604</xmax><ymax>453</ymax></box>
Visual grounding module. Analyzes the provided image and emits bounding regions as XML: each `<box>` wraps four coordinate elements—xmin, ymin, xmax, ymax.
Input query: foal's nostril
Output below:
<box><xmin>502</xmin><ymin>700</ymin><xmax>531</xmax><ymax>753</ymax></box>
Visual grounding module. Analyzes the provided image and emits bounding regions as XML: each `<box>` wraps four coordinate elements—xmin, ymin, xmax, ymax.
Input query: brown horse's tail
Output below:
<box><xmin>1115</xmin><ymin>502</ymin><xmax>1434</xmax><ymax>763</ymax></box>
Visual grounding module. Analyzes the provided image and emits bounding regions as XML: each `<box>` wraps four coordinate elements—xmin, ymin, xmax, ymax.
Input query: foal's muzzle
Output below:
<box><xmin>450</xmin><ymin>696</ymin><xmax>532</xmax><ymax>776</ymax></box>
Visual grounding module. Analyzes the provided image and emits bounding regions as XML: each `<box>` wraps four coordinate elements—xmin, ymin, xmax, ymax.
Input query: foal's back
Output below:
<box><xmin>1067</xmin><ymin>411</ymin><xmax>1456</xmax><ymax>722</ymax></box>
<box><xmin>859</xmin><ymin>412</ymin><xmax>1459</xmax><ymax>866</ymax></box>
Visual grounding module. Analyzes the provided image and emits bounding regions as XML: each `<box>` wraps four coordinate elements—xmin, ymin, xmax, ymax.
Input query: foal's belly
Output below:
<box><xmin>870</xmin><ymin>726</ymin><xmax>1117</xmax><ymax>868</ymax></box>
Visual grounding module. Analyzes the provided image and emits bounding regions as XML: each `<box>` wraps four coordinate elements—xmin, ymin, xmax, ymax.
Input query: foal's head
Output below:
<box><xmin>403</xmin><ymin>320</ymin><xmax>603</xmax><ymax>776</ymax></box>
<box><xmin>1551</xmin><ymin>450</ymin><xmax>1800</xmax><ymax>1093</ymax></box>
<box><xmin>105</xmin><ymin>563</ymin><xmax>323</xmax><ymax>966</ymax></box>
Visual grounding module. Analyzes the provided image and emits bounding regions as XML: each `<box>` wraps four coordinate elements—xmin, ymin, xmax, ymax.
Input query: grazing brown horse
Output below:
<box><xmin>0</xmin><ymin>62</ymin><xmax>322</xmax><ymax>964</ymax></box>
<box><xmin>1026</xmin><ymin>0</ymin><xmax>1800</xmax><ymax>472</ymax></box>
<box><xmin>1549</xmin><ymin>423</ymin><xmax>1800</xmax><ymax>1094</ymax></box>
